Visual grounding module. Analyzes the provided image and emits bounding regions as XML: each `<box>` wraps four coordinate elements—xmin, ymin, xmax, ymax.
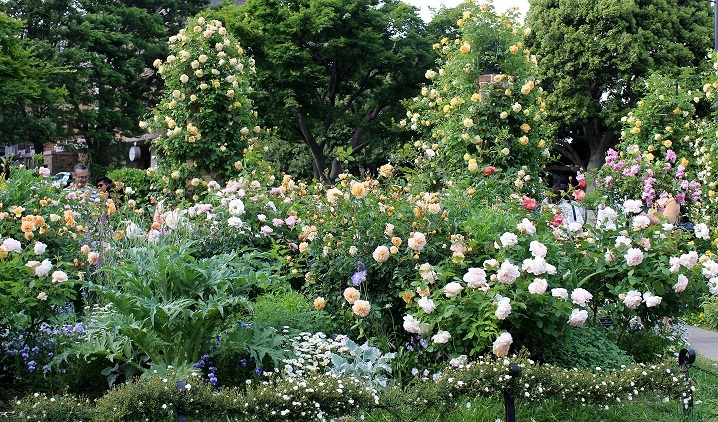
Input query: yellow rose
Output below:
<box><xmin>313</xmin><ymin>297</ymin><xmax>326</xmax><ymax>310</ymax></box>
<box><xmin>351</xmin><ymin>182</ymin><xmax>367</xmax><ymax>198</ymax></box>
<box><xmin>402</xmin><ymin>291</ymin><xmax>415</xmax><ymax>303</ymax></box>
<box><xmin>352</xmin><ymin>300</ymin><xmax>371</xmax><ymax>318</ymax></box>
<box><xmin>343</xmin><ymin>287</ymin><xmax>360</xmax><ymax>304</ymax></box>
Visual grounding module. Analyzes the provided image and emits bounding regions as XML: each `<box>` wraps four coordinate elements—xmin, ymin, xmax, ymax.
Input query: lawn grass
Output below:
<box><xmin>355</xmin><ymin>355</ymin><xmax>718</xmax><ymax>422</ymax></box>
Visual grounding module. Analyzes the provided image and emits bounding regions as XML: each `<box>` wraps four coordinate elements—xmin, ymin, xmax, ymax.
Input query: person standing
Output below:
<box><xmin>68</xmin><ymin>163</ymin><xmax>97</xmax><ymax>201</ymax></box>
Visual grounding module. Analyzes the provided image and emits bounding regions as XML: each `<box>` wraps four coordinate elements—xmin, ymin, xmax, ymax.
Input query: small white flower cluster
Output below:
<box><xmin>281</xmin><ymin>332</ymin><xmax>346</xmax><ymax>378</ymax></box>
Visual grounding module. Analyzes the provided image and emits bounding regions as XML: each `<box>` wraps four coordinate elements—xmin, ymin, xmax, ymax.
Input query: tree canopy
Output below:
<box><xmin>525</xmin><ymin>0</ymin><xmax>713</xmax><ymax>170</ymax></box>
<box><xmin>0</xmin><ymin>0</ymin><xmax>209</xmax><ymax>166</ymax></box>
<box><xmin>211</xmin><ymin>0</ymin><xmax>434</xmax><ymax>181</ymax></box>
<box><xmin>0</xmin><ymin>13</ymin><xmax>67</xmax><ymax>150</ymax></box>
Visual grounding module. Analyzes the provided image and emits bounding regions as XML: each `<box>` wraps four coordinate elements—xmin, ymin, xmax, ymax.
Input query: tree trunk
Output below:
<box><xmin>583</xmin><ymin>117</ymin><xmax>618</xmax><ymax>172</ymax></box>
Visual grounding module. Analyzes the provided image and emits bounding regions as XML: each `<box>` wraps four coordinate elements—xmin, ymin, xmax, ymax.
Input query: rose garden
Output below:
<box><xmin>2</xmin><ymin>2</ymin><xmax>718</xmax><ymax>421</ymax></box>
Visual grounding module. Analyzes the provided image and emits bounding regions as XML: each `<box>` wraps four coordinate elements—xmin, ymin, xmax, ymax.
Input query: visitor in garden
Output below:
<box><xmin>68</xmin><ymin>163</ymin><xmax>97</xmax><ymax>201</ymax></box>
<box><xmin>547</xmin><ymin>181</ymin><xmax>586</xmax><ymax>226</ymax></box>
<box><xmin>95</xmin><ymin>176</ymin><xmax>115</xmax><ymax>196</ymax></box>
<box><xmin>646</xmin><ymin>195</ymin><xmax>680</xmax><ymax>226</ymax></box>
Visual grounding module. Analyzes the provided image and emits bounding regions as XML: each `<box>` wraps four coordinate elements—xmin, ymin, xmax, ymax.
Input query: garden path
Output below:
<box><xmin>686</xmin><ymin>326</ymin><xmax>718</xmax><ymax>361</ymax></box>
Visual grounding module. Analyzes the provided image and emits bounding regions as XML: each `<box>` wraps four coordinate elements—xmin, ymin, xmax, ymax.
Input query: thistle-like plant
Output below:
<box><xmin>74</xmin><ymin>241</ymin><xmax>286</xmax><ymax>380</ymax></box>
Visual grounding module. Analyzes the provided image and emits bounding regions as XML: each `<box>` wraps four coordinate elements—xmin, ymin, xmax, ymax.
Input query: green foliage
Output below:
<box><xmin>618</xmin><ymin>320</ymin><xmax>687</xmax><ymax>364</ymax></box>
<box><xmin>89</xmin><ymin>371</ymin><xmax>379</xmax><ymax>421</ymax></box>
<box><xmin>11</xmin><ymin>356</ymin><xmax>698</xmax><ymax>421</ymax></box>
<box><xmin>540</xmin><ymin>325</ymin><xmax>632</xmax><ymax>370</ymax></box>
<box><xmin>106</xmin><ymin>167</ymin><xmax>152</xmax><ymax>206</ymax></box>
<box><xmin>1</xmin><ymin>0</ymin><xmax>209</xmax><ymax>165</ymax></box>
<box><xmin>11</xmin><ymin>393</ymin><xmax>96</xmax><ymax>421</ymax></box>
<box><xmin>212</xmin><ymin>0</ymin><xmax>434</xmax><ymax>181</ymax></box>
<box><xmin>330</xmin><ymin>338</ymin><xmax>396</xmax><ymax>389</ymax></box>
<box><xmin>525</xmin><ymin>0</ymin><xmax>713</xmax><ymax>170</ymax></box>
<box><xmin>701</xmin><ymin>295</ymin><xmax>718</xmax><ymax>330</ymax></box>
<box><xmin>72</xmin><ymin>241</ymin><xmax>287</xmax><ymax>380</ymax></box>
<box><xmin>0</xmin><ymin>13</ymin><xmax>67</xmax><ymax>150</ymax></box>
<box><xmin>251</xmin><ymin>290</ymin><xmax>335</xmax><ymax>335</ymax></box>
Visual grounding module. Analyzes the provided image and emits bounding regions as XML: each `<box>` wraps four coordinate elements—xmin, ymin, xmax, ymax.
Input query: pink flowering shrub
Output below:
<box><xmin>594</xmin><ymin>73</ymin><xmax>702</xmax><ymax>209</ymax></box>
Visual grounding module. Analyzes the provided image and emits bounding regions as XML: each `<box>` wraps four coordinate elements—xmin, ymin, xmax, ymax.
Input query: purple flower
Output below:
<box><xmin>666</xmin><ymin>149</ymin><xmax>677</xmax><ymax>163</ymax></box>
<box><xmin>676</xmin><ymin>165</ymin><xmax>686</xmax><ymax>179</ymax></box>
<box><xmin>254</xmin><ymin>367</ymin><xmax>263</xmax><ymax>376</ymax></box>
<box><xmin>623</xmin><ymin>164</ymin><xmax>640</xmax><ymax>177</ymax></box>
<box><xmin>351</xmin><ymin>270</ymin><xmax>367</xmax><ymax>286</ymax></box>
<box><xmin>676</xmin><ymin>192</ymin><xmax>686</xmax><ymax>203</ymax></box>
<box><xmin>605</xmin><ymin>148</ymin><xmax>619</xmax><ymax>164</ymax></box>
<box><xmin>27</xmin><ymin>360</ymin><xmax>37</xmax><ymax>372</ymax></box>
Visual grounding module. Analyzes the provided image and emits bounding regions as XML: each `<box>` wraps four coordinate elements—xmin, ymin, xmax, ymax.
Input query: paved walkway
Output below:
<box><xmin>686</xmin><ymin>325</ymin><xmax>718</xmax><ymax>361</ymax></box>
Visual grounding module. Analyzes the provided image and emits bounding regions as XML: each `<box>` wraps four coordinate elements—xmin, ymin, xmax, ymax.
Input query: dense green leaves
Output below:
<box><xmin>212</xmin><ymin>0</ymin><xmax>433</xmax><ymax>181</ymax></box>
<box><xmin>0</xmin><ymin>13</ymin><xmax>67</xmax><ymax>150</ymax></box>
<box><xmin>0</xmin><ymin>0</ymin><xmax>209</xmax><ymax>165</ymax></box>
<box><xmin>77</xmin><ymin>242</ymin><xmax>286</xmax><ymax>379</ymax></box>
<box><xmin>526</xmin><ymin>0</ymin><xmax>713</xmax><ymax>169</ymax></box>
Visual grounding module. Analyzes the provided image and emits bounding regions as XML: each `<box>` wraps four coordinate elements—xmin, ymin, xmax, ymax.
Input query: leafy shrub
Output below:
<box><xmin>11</xmin><ymin>393</ymin><xmax>96</xmax><ymax>421</ymax></box>
<box><xmin>10</xmin><ymin>355</ymin><xmax>694</xmax><ymax>421</ymax></box>
<box><xmin>701</xmin><ymin>295</ymin><xmax>718</xmax><ymax>330</ymax></box>
<box><xmin>251</xmin><ymin>290</ymin><xmax>335</xmax><ymax>335</ymax></box>
<box><xmin>70</xmin><ymin>241</ymin><xmax>288</xmax><ymax>380</ymax></box>
<box><xmin>618</xmin><ymin>319</ymin><xmax>688</xmax><ymax>364</ymax></box>
<box><xmin>106</xmin><ymin>167</ymin><xmax>151</xmax><ymax>206</ymax></box>
<box><xmin>539</xmin><ymin>325</ymin><xmax>632</xmax><ymax>370</ymax></box>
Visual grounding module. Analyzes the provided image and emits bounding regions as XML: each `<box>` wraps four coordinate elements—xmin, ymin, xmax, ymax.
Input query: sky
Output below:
<box><xmin>404</xmin><ymin>0</ymin><xmax>530</xmax><ymax>22</ymax></box>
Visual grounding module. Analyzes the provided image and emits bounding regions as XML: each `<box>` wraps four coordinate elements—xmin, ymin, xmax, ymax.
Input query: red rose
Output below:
<box><xmin>483</xmin><ymin>166</ymin><xmax>497</xmax><ymax>176</ymax></box>
<box><xmin>549</xmin><ymin>213</ymin><xmax>564</xmax><ymax>227</ymax></box>
<box><xmin>522</xmin><ymin>197</ymin><xmax>538</xmax><ymax>210</ymax></box>
<box><xmin>573</xmin><ymin>189</ymin><xmax>586</xmax><ymax>201</ymax></box>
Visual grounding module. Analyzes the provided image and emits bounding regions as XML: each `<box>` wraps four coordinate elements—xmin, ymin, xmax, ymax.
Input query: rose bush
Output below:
<box><xmin>144</xmin><ymin>16</ymin><xmax>268</xmax><ymax>183</ymax></box>
<box><xmin>403</xmin><ymin>2</ymin><xmax>552</xmax><ymax>197</ymax></box>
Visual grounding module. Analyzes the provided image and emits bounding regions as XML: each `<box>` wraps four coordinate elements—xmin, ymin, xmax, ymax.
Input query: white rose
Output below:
<box><xmin>417</xmin><ymin>296</ymin><xmax>436</xmax><ymax>314</ymax></box>
<box><xmin>551</xmin><ymin>288</ymin><xmax>568</xmax><ymax>300</ymax></box>
<box><xmin>444</xmin><ymin>282</ymin><xmax>463</xmax><ymax>298</ymax></box>
<box><xmin>567</xmin><ymin>309</ymin><xmax>588</xmax><ymax>327</ymax></box>
<box><xmin>432</xmin><ymin>330</ymin><xmax>451</xmax><ymax>344</ymax></box>
<box><xmin>528</xmin><ymin>278</ymin><xmax>548</xmax><ymax>294</ymax></box>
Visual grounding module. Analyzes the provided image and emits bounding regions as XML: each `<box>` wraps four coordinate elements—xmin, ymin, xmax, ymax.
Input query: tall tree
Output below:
<box><xmin>212</xmin><ymin>0</ymin><xmax>433</xmax><ymax>181</ymax></box>
<box><xmin>0</xmin><ymin>13</ymin><xmax>66</xmax><ymax>152</ymax></box>
<box><xmin>525</xmin><ymin>0</ymin><xmax>713</xmax><ymax>170</ymax></box>
<box><xmin>1</xmin><ymin>0</ymin><xmax>209</xmax><ymax>166</ymax></box>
